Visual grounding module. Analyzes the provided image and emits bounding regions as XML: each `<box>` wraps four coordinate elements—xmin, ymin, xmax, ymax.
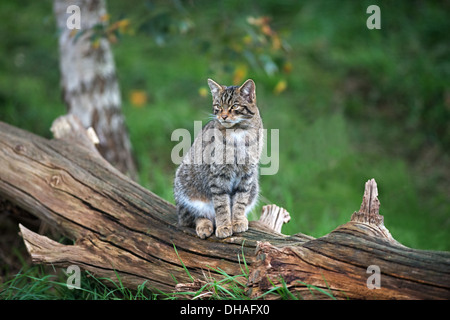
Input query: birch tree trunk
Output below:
<box><xmin>53</xmin><ymin>0</ymin><xmax>137</xmax><ymax>180</ymax></box>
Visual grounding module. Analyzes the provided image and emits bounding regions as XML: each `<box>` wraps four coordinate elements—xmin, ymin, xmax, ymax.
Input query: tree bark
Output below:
<box><xmin>247</xmin><ymin>180</ymin><xmax>450</xmax><ymax>299</ymax></box>
<box><xmin>0</xmin><ymin>119</ymin><xmax>449</xmax><ymax>299</ymax></box>
<box><xmin>53</xmin><ymin>0</ymin><xmax>137</xmax><ymax>180</ymax></box>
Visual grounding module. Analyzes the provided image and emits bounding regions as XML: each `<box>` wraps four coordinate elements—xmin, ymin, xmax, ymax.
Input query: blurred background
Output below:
<box><xmin>0</xmin><ymin>0</ymin><xmax>449</xmax><ymax>281</ymax></box>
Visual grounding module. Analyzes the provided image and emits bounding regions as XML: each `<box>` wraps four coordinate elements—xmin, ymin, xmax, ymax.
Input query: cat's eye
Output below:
<box><xmin>231</xmin><ymin>104</ymin><xmax>240</xmax><ymax>110</ymax></box>
<box><xmin>213</xmin><ymin>105</ymin><xmax>222</xmax><ymax>114</ymax></box>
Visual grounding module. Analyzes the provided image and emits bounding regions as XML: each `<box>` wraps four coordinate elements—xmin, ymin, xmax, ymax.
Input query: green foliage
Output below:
<box><xmin>0</xmin><ymin>265</ymin><xmax>157</xmax><ymax>300</ymax></box>
<box><xmin>168</xmin><ymin>244</ymin><xmax>252</xmax><ymax>300</ymax></box>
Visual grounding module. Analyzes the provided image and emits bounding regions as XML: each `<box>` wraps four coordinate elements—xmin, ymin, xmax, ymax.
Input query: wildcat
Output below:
<box><xmin>174</xmin><ymin>79</ymin><xmax>263</xmax><ymax>239</ymax></box>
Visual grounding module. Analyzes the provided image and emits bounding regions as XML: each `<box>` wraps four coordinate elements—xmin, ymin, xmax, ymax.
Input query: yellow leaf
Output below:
<box><xmin>261</xmin><ymin>24</ymin><xmax>273</xmax><ymax>36</ymax></box>
<box><xmin>242</xmin><ymin>35</ymin><xmax>252</xmax><ymax>45</ymax></box>
<box><xmin>91</xmin><ymin>39</ymin><xmax>100</xmax><ymax>49</ymax></box>
<box><xmin>118</xmin><ymin>19</ymin><xmax>130</xmax><ymax>33</ymax></box>
<box><xmin>130</xmin><ymin>90</ymin><xmax>147</xmax><ymax>107</ymax></box>
<box><xmin>198</xmin><ymin>86</ymin><xmax>208</xmax><ymax>98</ymax></box>
<box><xmin>100</xmin><ymin>14</ymin><xmax>110</xmax><ymax>22</ymax></box>
<box><xmin>283</xmin><ymin>61</ymin><xmax>293</xmax><ymax>74</ymax></box>
<box><xmin>273</xmin><ymin>80</ymin><xmax>287</xmax><ymax>95</ymax></box>
<box><xmin>108</xmin><ymin>33</ymin><xmax>117</xmax><ymax>44</ymax></box>
<box><xmin>69</xmin><ymin>29</ymin><xmax>78</xmax><ymax>38</ymax></box>
<box><xmin>233</xmin><ymin>65</ymin><xmax>248</xmax><ymax>85</ymax></box>
<box><xmin>272</xmin><ymin>35</ymin><xmax>281</xmax><ymax>50</ymax></box>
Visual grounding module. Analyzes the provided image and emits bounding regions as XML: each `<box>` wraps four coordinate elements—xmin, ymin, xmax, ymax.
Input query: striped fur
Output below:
<box><xmin>174</xmin><ymin>79</ymin><xmax>263</xmax><ymax>239</ymax></box>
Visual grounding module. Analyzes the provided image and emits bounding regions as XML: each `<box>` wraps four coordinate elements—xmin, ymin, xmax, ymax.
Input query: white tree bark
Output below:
<box><xmin>53</xmin><ymin>0</ymin><xmax>137</xmax><ymax>180</ymax></box>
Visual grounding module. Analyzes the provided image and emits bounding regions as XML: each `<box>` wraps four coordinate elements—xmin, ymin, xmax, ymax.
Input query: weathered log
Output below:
<box><xmin>247</xmin><ymin>179</ymin><xmax>450</xmax><ymax>299</ymax></box>
<box><xmin>0</xmin><ymin>119</ymin><xmax>449</xmax><ymax>299</ymax></box>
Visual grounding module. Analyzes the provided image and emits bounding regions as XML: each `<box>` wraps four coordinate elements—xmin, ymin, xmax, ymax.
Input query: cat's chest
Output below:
<box><xmin>226</xmin><ymin>129</ymin><xmax>247</xmax><ymax>144</ymax></box>
<box><xmin>216</xmin><ymin>167</ymin><xmax>252</xmax><ymax>192</ymax></box>
<box><xmin>224</xmin><ymin>129</ymin><xmax>261</xmax><ymax>161</ymax></box>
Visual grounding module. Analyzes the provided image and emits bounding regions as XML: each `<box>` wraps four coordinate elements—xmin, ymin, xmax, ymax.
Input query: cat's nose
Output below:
<box><xmin>221</xmin><ymin>114</ymin><xmax>228</xmax><ymax>120</ymax></box>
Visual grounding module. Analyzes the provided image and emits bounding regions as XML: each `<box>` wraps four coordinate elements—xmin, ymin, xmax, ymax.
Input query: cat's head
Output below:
<box><xmin>207</xmin><ymin>79</ymin><xmax>258</xmax><ymax>128</ymax></box>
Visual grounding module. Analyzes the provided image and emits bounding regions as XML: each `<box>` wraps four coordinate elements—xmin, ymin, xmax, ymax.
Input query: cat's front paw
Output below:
<box><xmin>215</xmin><ymin>225</ymin><xmax>233</xmax><ymax>238</ymax></box>
<box><xmin>232</xmin><ymin>218</ymin><xmax>248</xmax><ymax>233</ymax></box>
<box><xmin>196</xmin><ymin>219</ymin><xmax>214</xmax><ymax>239</ymax></box>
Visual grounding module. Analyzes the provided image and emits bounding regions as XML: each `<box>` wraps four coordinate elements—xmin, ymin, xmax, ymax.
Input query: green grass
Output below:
<box><xmin>0</xmin><ymin>266</ymin><xmax>157</xmax><ymax>300</ymax></box>
<box><xmin>169</xmin><ymin>244</ymin><xmax>253</xmax><ymax>300</ymax></box>
<box><xmin>2</xmin><ymin>245</ymin><xmax>330</xmax><ymax>300</ymax></box>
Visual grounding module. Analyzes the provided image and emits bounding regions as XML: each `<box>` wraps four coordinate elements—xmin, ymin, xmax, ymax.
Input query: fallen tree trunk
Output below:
<box><xmin>0</xmin><ymin>118</ymin><xmax>449</xmax><ymax>299</ymax></box>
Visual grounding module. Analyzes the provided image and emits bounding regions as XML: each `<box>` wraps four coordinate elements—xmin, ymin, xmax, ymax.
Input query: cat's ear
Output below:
<box><xmin>207</xmin><ymin>79</ymin><xmax>223</xmax><ymax>97</ymax></box>
<box><xmin>239</xmin><ymin>79</ymin><xmax>256</xmax><ymax>103</ymax></box>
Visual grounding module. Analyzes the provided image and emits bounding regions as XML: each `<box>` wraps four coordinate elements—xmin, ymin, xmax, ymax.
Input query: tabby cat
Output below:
<box><xmin>174</xmin><ymin>79</ymin><xmax>263</xmax><ymax>239</ymax></box>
